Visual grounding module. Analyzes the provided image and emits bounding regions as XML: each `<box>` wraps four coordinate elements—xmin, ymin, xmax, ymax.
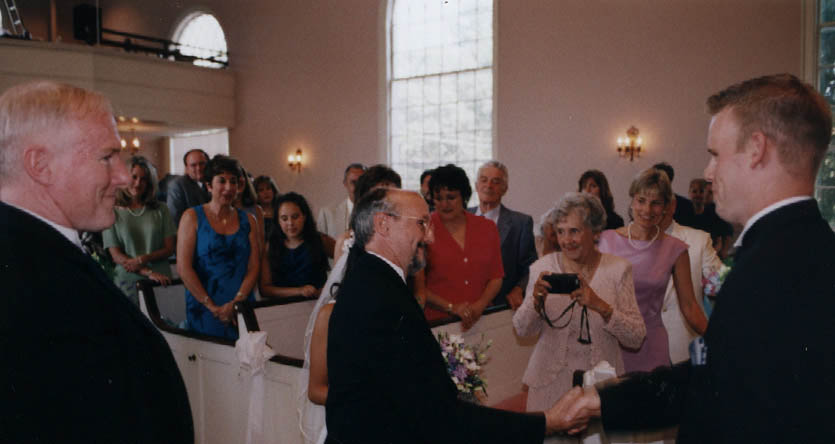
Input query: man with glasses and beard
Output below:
<box><xmin>325</xmin><ymin>188</ymin><xmax>586</xmax><ymax>444</ymax></box>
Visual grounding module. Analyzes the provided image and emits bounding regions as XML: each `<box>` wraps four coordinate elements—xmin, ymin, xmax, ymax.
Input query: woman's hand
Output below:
<box><xmin>457</xmin><ymin>300</ymin><xmax>488</xmax><ymax>330</ymax></box>
<box><xmin>298</xmin><ymin>285</ymin><xmax>317</xmax><ymax>298</ymax></box>
<box><xmin>216</xmin><ymin>302</ymin><xmax>237</xmax><ymax>324</ymax></box>
<box><xmin>532</xmin><ymin>271</ymin><xmax>555</xmax><ymax>314</ymax></box>
<box><xmin>570</xmin><ymin>276</ymin><xmax>612</xmax><ymax>322</ymax></box>
<box><xmin>145</xmin><ymin>271</ymin><xmax>172</xmax><ymax>286</ymax></box>
<box><xmin>122</xmin><ymin>256</ymin><xmax>144</xmax><ymax>272</ymax></box>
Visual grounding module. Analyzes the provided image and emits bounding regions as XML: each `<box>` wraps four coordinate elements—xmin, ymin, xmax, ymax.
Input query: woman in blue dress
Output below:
<box><xmin>176</xmin><ymin>155</ymin><xmax>260</xmax><ymax>340</ymax></box>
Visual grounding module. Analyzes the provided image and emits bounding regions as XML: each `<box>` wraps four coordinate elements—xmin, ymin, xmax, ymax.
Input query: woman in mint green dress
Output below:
<box><xmin>103</xmin><ymin>156</ymin><xmax>176</xmax><ymax>305</ymax></box>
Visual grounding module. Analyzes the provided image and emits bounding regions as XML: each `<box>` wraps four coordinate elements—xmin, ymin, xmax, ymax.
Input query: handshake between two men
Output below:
<box><xmin>544</xmin><ymin>386</ymin><xmax>602</xmax><ymax>437</ymax></box>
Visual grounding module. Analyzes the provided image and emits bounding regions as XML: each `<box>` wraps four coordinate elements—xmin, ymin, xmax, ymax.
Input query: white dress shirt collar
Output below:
<box><xmin>734</xmin><ymin>196</ymin><xmax>813</xmax><ymax>247</ymax></box>
<box><xmin>476</xmin><ymin>205</ymin><xmax>501</xmax><ymax>225</ymax></box>
<box><xmin>368</xmin><ymin>251</ymin><xmax>406</xmax><ymax>284</ymax></box>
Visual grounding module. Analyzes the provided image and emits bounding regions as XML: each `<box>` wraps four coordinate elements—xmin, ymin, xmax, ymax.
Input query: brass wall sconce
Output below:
<box><xmin>120</xmin><ymin>129</ymin><xmax>140</xmax><ymax>152</ymax></box>
<box><xmin>288</xmin><ymin>149</ymin><xmax>303</xmax><ymax>173</ymax></box>
<box><xmin>617</xmin><ymin>126</ymin><xmax>642</xmax><ymax>161</ymax></box>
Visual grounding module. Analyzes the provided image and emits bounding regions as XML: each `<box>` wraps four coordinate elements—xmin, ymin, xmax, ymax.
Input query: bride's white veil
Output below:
<box><xmin>296</xmin><ymin>235</ymin><xmax>354</xmax><ymax>444</ymax></box>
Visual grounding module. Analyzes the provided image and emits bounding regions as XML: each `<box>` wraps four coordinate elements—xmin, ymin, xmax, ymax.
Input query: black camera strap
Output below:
<box><xmin>539</xmin><ymin>299</ymin><xmax>592</xmax><ymax>344</ymax></box>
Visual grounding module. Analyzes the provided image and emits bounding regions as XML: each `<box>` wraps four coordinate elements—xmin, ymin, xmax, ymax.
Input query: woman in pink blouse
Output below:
<box><xmin>513</xmin><ymin>192</ymin><xmax>645</xmax><ymax>417</ymax></box>
<box><xmin>414</xmin><ymin>164</ymin><xmax>504</xmax><ymax>329</ymax></box>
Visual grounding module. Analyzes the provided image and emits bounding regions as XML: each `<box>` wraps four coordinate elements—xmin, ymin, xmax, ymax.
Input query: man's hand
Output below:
<box><xmin>507</xmin><ymin>286</ymin><xmax>524</xmax><ymax>309</ymax></box>
<box><xmin>544</xmin><ymin>386</ymin><xmax>602</xmax><ymax>436</ymax></box>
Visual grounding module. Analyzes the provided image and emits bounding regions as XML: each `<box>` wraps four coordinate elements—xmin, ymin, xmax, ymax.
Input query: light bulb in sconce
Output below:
<box><xmin>132</xmin><ymin>137</ymin><xmax>140</xmax><ymax>148</ymax></box>
<box><xmin>120</xmin><ymin>138</ymin><xmax>127</xmax><ymax>149</ymax></box>
<box><xmin>616</xmin><ymin>126</ymin><xmax>643</xmax><ymax>162</ymax></box>
<box><xmin>288</xmin><ymin>149</ymin><xmax>303</xmax><ymax>173</ymax></box>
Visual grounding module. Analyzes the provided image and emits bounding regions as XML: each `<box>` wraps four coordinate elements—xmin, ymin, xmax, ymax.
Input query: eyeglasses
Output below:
<box><xmin>383</xmin><ymin>212</ymin><xmax>432</xmax><ymax>232</ymax></box>
<box><xmin>538</xmin><ymin>298</ymin><xmax>591</xmax><ymax>344</ymax></box>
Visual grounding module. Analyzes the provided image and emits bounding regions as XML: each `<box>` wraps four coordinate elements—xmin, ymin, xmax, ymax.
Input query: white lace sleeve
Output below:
<box><xmin>296</xmin><ymin>233</ymin><xmax>354</xmax><ymax>444</ymax></box>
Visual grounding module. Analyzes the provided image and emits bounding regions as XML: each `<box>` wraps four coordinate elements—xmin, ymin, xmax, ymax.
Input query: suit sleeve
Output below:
<box><xmin>166</xmin><ymin>181</ymin><xmax>187</xmax><ymax>227</ymax></box>
<box><xmin>316</xmin><ymin>207</ymin><xmax>329</xmax><ymax>236</ymax></box>
<box><xmin>514</xmin><ymin>214</ymin><xmax>537</xmax><ymax>292</ymax></box>
<box><xmin>598</xmin><ymin>361</ymin><xmax>691</xmax><ymax>431</ymax></box>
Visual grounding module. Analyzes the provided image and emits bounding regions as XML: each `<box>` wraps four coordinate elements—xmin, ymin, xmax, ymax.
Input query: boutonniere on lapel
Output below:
<box><xmin>703</xmin><ymin>259</ymin><xmax>733</xmax><ymax>300</ymax></box>
<box><xmin>437</xmin><ymin>332</ymin><xmax>491</xmax><ymax>404</ymax></box>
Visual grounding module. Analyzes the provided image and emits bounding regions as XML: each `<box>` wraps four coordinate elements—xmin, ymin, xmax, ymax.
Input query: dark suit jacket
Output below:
<box><xmin>326</xmin><ymin>250</ymin><xmax>545</xmax><ymax>444</ymax></box>
<box><xmin>468</xmin><ymin>204</ymin><xmax>537</xmax><ymax>305</ymax></box>
<box><xmin>598</xmin><ymin>200</ymin><xmax>835</xmax><ymax>443</ymax></box>
<box><xmin>166</xmin><ymin>174</ymin><xmax>210</xmax><ymax>226</ymax></box>
<box><xmin>0</xmin><ymin>202</ymin><xmax>194</xmax><ymax>443</ymax></box>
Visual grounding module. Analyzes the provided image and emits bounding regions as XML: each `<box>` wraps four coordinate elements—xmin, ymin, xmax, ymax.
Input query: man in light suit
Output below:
<box><xmin>659</xmin><ymin>195</ymin><xmax>722</xmax><ymax>364</ymax></box>
<box><xmin>469</xmin><ymin>160</ymin><xmax>537</xmax><ymax>308</ymax></box>
<box><xmin>166</xmin><ymin>147</ymin><xmax>210</xmax><ymax>226</ymax></box>
<box><xmin>326</xmin><ymin>188</ymin><xmax>590</xmax><ymax>443</ymax></box>
<box><xmin>317</xmin><ymin>162</ymin><xmax>366</xmax><ymax>238</ymax></box>
<box><xmin>0</xmin><ymin>81</ymin><xmax>193</xmax><ymax>442</ymax></box>
<box><xmin>554</xmin><ymin>74</ymin><xmax>835</xmax><ymax>443</ymax></box>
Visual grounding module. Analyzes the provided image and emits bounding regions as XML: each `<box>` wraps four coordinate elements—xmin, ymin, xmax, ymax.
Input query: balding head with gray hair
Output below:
<box><xmin>477</xmin><ymin>160</ymin><xmax>509</xmax><ymax>184</ymax></box>
<box><xmin>0</xmin><ymin>81</ymin><xmax>114</xmax><ymax>183</ymax></box>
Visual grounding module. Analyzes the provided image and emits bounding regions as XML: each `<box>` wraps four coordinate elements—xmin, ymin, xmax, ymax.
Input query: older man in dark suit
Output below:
<box><xmin>326</xmin><ymin>188</ymin><xmax>583</xmax><ymax>444</ymax></box>
<box><xmin>554</xmin><ymin>74</ymin><xmax>835</xmax><ymax>443</ymax></box>
<box><xmin>0</xmin><ymin>81</ymin><xmax>193</xmax><ymax>442</ymax></box>
<box><xmin>469</xmin><ymin>160</ymin><xmax>537</xmax><ymax>309</ymax></box>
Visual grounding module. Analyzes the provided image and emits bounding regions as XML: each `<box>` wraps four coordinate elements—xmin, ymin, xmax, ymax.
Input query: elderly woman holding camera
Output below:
<box><xmin>513</xmin><ymin>193</ymin><xmax>645</xmax><ymax>419</ymax></box>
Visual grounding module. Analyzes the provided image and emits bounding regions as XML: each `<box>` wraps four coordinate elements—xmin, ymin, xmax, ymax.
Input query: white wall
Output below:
<box><xmin>7</xmin><ymin>0</ymin><xmax>803</xmax><ymax>220</ymax></box>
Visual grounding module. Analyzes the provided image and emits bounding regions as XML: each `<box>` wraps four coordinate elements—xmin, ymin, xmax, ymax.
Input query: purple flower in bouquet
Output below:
<box><xmin>436</xmin><ymin>331</ymin><xmax>492</xmax><ymax>398</ymax></box>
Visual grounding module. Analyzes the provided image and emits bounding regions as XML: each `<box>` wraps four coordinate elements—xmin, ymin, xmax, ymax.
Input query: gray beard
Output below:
<box><xmin>406</xmin><ymin>245</ymin><xmax>427</xmax><ymax>276</ymax></box>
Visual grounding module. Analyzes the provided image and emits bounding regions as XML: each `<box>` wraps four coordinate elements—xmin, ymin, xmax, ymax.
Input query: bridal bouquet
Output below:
<box><xmin>703</xmin><ymin>260</ymin><xmax>733</xmax><ymax>298</ymax></box>
<box><xmin>437</xmin><ymin>332</ymin><xmax>491</xmax><ymax>401</ymax></box>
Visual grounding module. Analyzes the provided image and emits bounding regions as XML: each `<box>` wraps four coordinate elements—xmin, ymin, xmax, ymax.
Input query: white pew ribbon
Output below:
<box><xmin>236</xmin><ymin>331</ymin><xmax>276</xmax><ymax>444</ymax></box>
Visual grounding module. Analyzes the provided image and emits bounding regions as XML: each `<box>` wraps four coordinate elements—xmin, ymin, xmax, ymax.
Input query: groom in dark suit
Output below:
<box><xmin>0</xmin><ymin>81</ymin><xmax>193</xmax><ymax>442</ymax></box>
<box><xmin>469</xmin><ymin>160</ymin><xmax>537</xmax><ymax>309</ymax></box>
<box><xmin>554</xmin><ymin>74</ymin><xmax>835</xmax><ymax>443</ymax></box>
<box><xmin>326</xmin><ymin>188</ymin><xmax>581</xmax><ymax>444</ymax></box>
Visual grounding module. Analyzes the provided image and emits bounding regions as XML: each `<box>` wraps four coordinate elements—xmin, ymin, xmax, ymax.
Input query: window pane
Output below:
<box><xmin>815</xmin><ymin>186</ymin><xmax>835</xmax><ymax>228</ymax></box>
<box><xmin>820</xmin><ymin>68</ymin><xmax>835</xmax><ymax>106</ymax></box>
<box><xmin>821</xmin><ymin>27</ymin><xmax>835</xmax><ymax>65</ymax></box>
<box><xmin>390</xmin><ymin>0</ymin><xmax>494</xmax><ymax>191</ymax></box>
<box><xmin>822</xmin><ymin>0</ymin><xmax>835</xmax><ymax>23</ymax></box>
<box><xmin>818</xmin><ymin>150</ymin><xmax>835</xmax><ymax>187</ymax></box>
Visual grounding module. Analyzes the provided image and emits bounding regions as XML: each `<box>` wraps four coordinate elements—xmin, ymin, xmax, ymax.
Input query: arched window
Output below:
<box><xmin>388</xmin><ymin>0</ymin><xmax>494</xmax><ymax>194</ymax></box>
<box><xmin>172</xmin><ymin>12</ymin><xmax>228</xmax><ymax>68</ymax></box>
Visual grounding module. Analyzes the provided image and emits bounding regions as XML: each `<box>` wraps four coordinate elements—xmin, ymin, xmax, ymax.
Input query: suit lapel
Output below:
<box><xmin>497</xmin><ymin>205</ymin><xmax>511</xmax><ymax>245</ymax></box>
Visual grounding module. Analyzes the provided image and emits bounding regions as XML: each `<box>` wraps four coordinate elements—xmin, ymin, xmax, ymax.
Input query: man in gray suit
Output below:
<box><xmin>166</xmin><ymin>148</ymin><xmax>210</xmax><ymax>226</ymax></box>
<box><xmin>469</xmin><ymin>160</ymin><xmax>537</xmax><ymax>309</ymax></box>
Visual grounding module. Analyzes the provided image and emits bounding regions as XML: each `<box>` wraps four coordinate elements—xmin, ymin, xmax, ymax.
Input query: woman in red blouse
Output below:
<box><xmin>415</xmin><ymin>164</ymin><xmax>504</xmax><ymax>329</ymax></box>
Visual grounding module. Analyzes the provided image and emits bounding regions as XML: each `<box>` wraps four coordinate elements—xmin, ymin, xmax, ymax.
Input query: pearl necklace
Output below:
<box><xmin>126</xmin><ymin>205</ymin><xmax>146</xmax><ymax>217</ymax></box>
<box><xmin>627</xmin><ymin>222</ymin><xmax>660</xmax><ymax>250</ymax></box>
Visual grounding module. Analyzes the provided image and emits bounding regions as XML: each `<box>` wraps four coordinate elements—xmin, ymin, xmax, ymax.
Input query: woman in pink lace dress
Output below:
<box><xmin>513</xmin><ymin>192</ymin><xmax>645</xmax><ymax>418</ymax></box>
<box><xmin>598</xmin><ymin>168</ymin><xmax>708</xmax><ymax>373</ymax></box>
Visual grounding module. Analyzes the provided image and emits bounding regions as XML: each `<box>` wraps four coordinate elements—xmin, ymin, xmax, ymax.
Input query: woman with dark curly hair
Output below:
<box><xmin>177</xmin><ymin>154</ymin><xmax>259</xmax><ymax>340</ymax></box>
<box><xmin>415</xmin><ymin>164</ymin><xmax>504</xmax><ymax>328</ymax></box>
<box><xmin>259</xmin><ymin>192</ymin><xmax>329</xmax><ymax>299</ymax></box>
<box><xmin>578</xmin><ymin>169</ymin><xmax>624</xmax><ymax>229</ymax></box>
<box><xmin>103</xmin><ymin>156</ymin><xmax>176</xmax><ymax>305</ymax></box>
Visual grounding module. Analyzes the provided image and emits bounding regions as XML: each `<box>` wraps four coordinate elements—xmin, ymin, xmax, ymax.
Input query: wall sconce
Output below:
<box><xmin>617</xmin><ymin>126</ymin><xmax>642</xmax><ymax>162</ymax></box>
<box><xmin>288</xmin><ymin>149</ymin><xmax>303</xmax><ymax>173</ymax></box>
<box><xmin>120</xmin><ymin>129</ymin><xmax>140</xmax><ymax>152</ymax></box>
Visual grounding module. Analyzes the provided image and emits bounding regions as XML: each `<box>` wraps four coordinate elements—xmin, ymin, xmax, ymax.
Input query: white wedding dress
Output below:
<box><xmin>296</xmin><ymin>235</ymin><xmax>353</xmax><ymax>444</ymax></box>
